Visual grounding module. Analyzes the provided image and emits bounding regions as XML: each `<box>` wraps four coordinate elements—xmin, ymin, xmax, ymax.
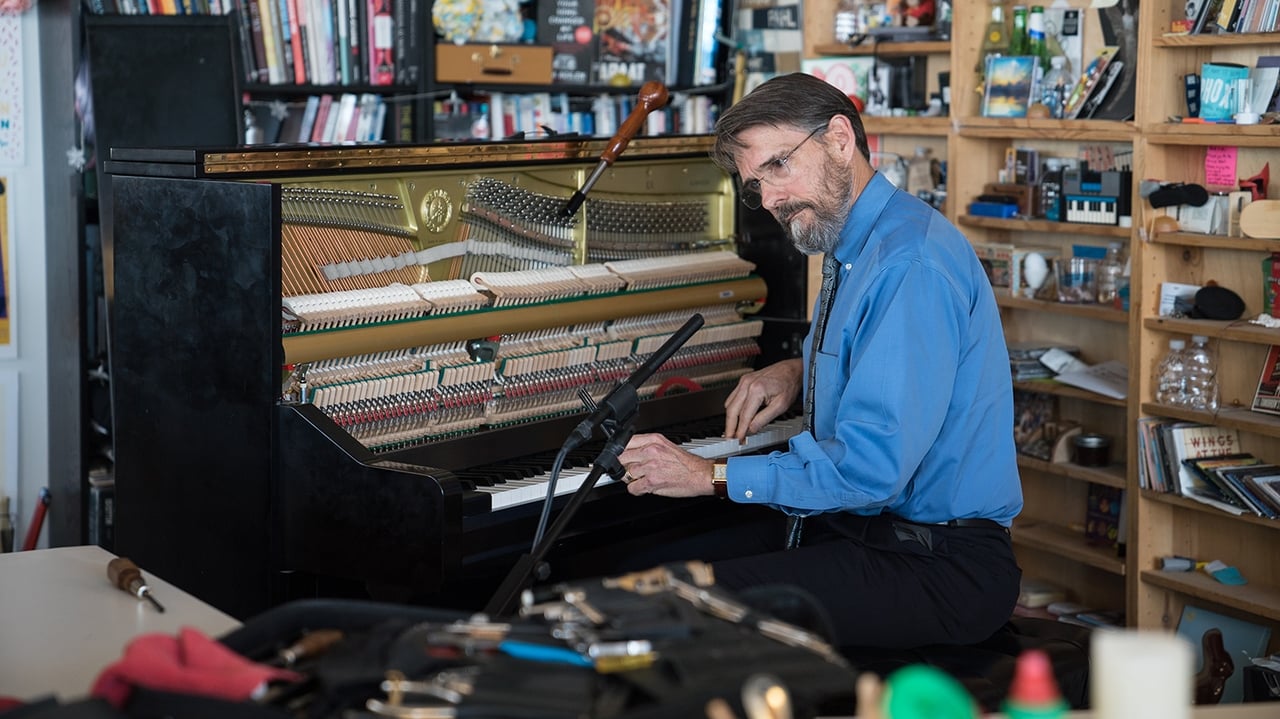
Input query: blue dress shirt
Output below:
<box><xmin>727</xmin><ymin>173</ymin><xmax>1024</xmax><ymax>526</ymax></box>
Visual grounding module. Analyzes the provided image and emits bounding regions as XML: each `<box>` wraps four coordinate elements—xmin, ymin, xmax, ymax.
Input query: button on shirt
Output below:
<box><xmin>727</xmin><ymin>173</ymin><xmax>1023</xmax><ymax>526</ymax></box>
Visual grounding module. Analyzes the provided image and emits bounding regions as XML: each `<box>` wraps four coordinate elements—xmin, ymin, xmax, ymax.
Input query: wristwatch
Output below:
<box><xmin>711</xmin><ymin>460</ymin><xmax>729</xmax><ymax>499</ymax></box>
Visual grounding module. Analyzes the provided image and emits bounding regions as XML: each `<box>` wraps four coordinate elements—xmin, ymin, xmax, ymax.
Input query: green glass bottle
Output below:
<box><xmin>1027</xmin><ymin>5</ymin><xmax>1049</xmax><ymax>70</ymax></box>
<box><xmin>1009</xmin><ymin>5</ymin><xmax>1029</xmax><ymax>56</ymax></box>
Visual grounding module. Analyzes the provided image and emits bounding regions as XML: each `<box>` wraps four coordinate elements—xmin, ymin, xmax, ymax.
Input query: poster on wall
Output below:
<box><xmin>0</xmin><ymin>14</ymin><xmax>24</xmax><ymax>166</ymax></box>
<box><xmin>0</xmin><ymin>177</ymin><xmax>10</xmax><ymax>356</ymax></box>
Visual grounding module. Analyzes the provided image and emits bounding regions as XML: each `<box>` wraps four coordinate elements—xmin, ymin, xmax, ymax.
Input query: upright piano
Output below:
<box><xmin>104</xmin><ymin>136</ymin><xmax>809</xmax><ymax>619</ymax></box>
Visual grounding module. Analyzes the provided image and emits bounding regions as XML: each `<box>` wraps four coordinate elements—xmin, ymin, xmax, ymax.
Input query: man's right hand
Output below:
<box><xmin>723</xmin><ymin>358</ymin><xmax>803</xmax><ymax>443</ymax></box>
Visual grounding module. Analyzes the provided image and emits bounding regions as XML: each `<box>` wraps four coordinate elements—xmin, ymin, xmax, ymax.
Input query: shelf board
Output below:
<box><xmin>996</xmin><ymin>294</ymin><xmax>1130</xmax><ymax>323</ymax></box>
<box><xmin>1140</xmin><ymin>488</ymin><xmax>1280</xmax><ymax>532</ymax></box>
<box><xmin>1142</xmin><ymin>317</ymin><xmax>1280</xmax><ymax>346</ymax></box>
<box><xmin>1143</xmin><ymin>123</ymin><xmax>1280</xmax><ymax>148</ymax></box>
<box><xmin>1153</xmin><ymin>31</ymin><xmax>1280</xmax><ymax>48</ymax></box>
<box><xmin>1012</xmin><ymin>522</ymin><xmax>1126</xmax><ymax>575</ymax></box>
<box><xmin>956</xmin><ymin>118</ymin><xmax>1136</xmax><ymax>142</ymax></box>
<box><xmin>812</xmin><ymin>40</ymin><xmax>951</xmax><ymax>57</ymax></box>
<box><xmin>1017</xmin><ymin>455</ymin><xmax>1128</xmax><ymax>490</ymax></box>
<box><xmin>1140</xmin><ymin>568</ymin><xmax>1280</xmax><ymax>622</ymax></box>
<box><xmin>958</xmin><ymin>215</ymin><xmax>1133</xmax><ymax>238</ymax></box>
<box><xmin>1015</xmin><ymin>379</ymin><xmax>1128</xmax><ymax>407</ymax></box>
<box><xmin>862</xmin><ymin>116</ymin><xmax>952</xmax><ymax>137</ymax></box>
<box><xmin>1140</xmin><ymin>402</ymin><xmax>1280</xmax><ymax>438</ymax></box>
<box><xmin>1152</xmin><ymin>230</ymin><xmax>1280</xmax><ymax>254</ymax></box>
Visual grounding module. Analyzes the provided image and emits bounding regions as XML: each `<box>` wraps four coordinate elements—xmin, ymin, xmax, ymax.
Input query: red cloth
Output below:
<box><xmin>91</xmin><ymin>627</ymin><xmax>302</xmax><ymax>708</ymax></box>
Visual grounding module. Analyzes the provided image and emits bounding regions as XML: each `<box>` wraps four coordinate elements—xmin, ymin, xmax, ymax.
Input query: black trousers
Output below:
<box><xmin>566</xmin><ymin>506</ymin><xmax>1021</xmax><ymax>650</ymax></box>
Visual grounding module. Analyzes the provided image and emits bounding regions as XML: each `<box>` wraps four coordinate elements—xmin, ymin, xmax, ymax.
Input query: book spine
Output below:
<box><xmin>393</xmin><ymin>0</ymin><xmax>420</xmax><ymax>85</ymax></box>
<box><xmin>335</xmin><ymin>0</ymin><xmax>351</xmax><ymax>84</ymax></box>
<box><xmin>284</xmin><ymin>0</ymin><xmax>305</xmax><ymax>83</ymax></box>
<box><xmin>347</xmin><ymin>0</ymin><xmax>363</xmax><ymax>83</ymax></box>
<box><xmin>240</xmin><ymin>0</ymin><xmax>270</xmax><ymax>83</ymax></box>
<box><xmin>367</xmin><ymin>0</ymin><xmax>394</xmax><ymax>85</ymax></box>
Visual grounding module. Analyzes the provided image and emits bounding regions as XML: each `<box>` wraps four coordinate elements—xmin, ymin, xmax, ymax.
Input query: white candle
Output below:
<box><xmin>1091</xmin><ymin>629</ymin><xmax>1194</xmax><ymax>719</ymax></box>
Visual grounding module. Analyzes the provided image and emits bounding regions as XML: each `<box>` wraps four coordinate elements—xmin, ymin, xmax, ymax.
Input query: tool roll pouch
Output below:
<box><xmin>224</xmin><ymin>561</ymin><xmax>857</xmax><ymax>719</ymax></box>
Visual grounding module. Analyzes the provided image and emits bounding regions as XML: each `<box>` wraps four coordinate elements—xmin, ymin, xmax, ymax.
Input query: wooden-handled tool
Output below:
<box><xmin>563</xmin><ymin>81</ymin><xmax>670</xmax><ymax>216</ymax></box>
<box><xmin>108</xmin><ymin>556</ymin><xmax>166</xmax><ymax>612</ymax></box>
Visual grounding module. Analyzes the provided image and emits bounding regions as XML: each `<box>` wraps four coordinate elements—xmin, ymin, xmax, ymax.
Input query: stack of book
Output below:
<box><xmin>1136</xmin><ymin>418</ymin><xmax>1280</xmax><ymax>518</ymax></box>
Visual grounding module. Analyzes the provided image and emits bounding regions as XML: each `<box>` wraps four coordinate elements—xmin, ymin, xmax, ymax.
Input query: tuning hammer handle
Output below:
<box><xmin>600</xmin><ymin>81</ymin><xmax>670</xmax><ymax>166</ymax></box>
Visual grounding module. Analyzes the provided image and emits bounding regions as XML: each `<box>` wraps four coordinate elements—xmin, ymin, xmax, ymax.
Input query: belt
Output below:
<box><xmin>943</xmin><ymin>518</ymin><xmax>1008</xmax><ymax>532</ymax></box>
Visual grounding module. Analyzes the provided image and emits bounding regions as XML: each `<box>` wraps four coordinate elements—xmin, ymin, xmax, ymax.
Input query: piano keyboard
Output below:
<box><xmin>1065</xmin><ymin>195</ymin><xmax>1119</xmax><ymax>225</ymax></box>
<box><xmin>477</xmin><ymin>416</ymin><xmax>804</xmax><ymax>511</ymax></box>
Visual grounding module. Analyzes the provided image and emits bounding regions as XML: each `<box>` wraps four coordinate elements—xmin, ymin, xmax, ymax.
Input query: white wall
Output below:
<box><xmin>0</xmin><ymin>9</ymin><xmax>51</xmax><ymax>549</ymax></box>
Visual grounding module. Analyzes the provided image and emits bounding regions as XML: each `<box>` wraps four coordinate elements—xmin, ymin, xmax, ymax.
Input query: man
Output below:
<box><xmin>616</xmin><ymin>73</ymin><xmax>1023</xmax><ymax>650</ymax></box>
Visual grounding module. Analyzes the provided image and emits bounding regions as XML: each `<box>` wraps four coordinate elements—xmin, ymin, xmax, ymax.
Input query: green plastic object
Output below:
<box><xmin>881</xmin><ymin>665</ymin><xmax>978</xmax><ymax>719</ymax></box>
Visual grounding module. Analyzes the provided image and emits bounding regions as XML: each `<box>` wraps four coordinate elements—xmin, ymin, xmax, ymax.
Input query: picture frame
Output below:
<box><xmin>982</xmin><ymin>55</ymin><xmax>1038</xmax><ymax>118</ymax></box>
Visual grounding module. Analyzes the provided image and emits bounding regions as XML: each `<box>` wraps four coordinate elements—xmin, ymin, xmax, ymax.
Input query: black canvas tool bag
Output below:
<box><xmin>129</xmin><ymin>562</ymin><xmax>859</xmax><ymax>719</ymax></box>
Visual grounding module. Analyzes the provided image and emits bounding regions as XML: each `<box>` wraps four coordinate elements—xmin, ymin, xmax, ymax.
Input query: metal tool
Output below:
<box><xmin>107</xmin><ymin>556</ymin><xmax>166</xmax><ymax>612</ymax></box>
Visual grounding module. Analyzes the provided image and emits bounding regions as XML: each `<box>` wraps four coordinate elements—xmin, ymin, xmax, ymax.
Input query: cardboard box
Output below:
<box><xmin>973</xmin><ymin>242</ymin><xmax>1015</xmax><ymax>293</ymax></box>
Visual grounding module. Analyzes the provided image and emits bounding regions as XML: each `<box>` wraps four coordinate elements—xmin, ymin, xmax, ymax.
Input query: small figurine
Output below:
<box><xmin>901</xmin><ymin>0</ymin><xmax>935</xmax><ymax>27</ymax></box>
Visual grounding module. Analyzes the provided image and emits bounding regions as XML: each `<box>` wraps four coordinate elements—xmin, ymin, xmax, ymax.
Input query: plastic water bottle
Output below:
<box><xmin>1182</xmin><ymin>335</ymin><xmax>1220</xmax><ymax>412</ymax></box>
<box><xmin>1155</xmin><ymin>339</ymin><xmax>1187</xmax><ymax>406</ymax></box>
<box><xmin>1039</xmin><ymin>56</ymin><xmax>1069</xmax><ymax>119</ymax></box>
<box><xmin>1096</xmin><ymin>242</ymin><xmax>1125</xmax><ymax>308</ymax></box>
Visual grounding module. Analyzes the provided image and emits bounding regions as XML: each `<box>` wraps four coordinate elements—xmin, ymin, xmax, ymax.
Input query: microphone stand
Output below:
<box><xmin>483</xmin><ymin>314</ymin><xmax>705</xmax><ymax>618</ymax></box>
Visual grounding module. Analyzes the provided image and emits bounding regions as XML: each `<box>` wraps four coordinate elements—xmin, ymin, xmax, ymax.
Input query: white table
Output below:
<box><xmin>0</xmin><ymin>545</ymin><xmax>241</xmax><ymax>701</ymax></box>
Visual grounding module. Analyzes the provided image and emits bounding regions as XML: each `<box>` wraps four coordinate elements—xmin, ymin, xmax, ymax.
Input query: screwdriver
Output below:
<box><xmin>107</xmin><ymin>556</ymin><xmax>166</xmax><ymax>613</ymax></box>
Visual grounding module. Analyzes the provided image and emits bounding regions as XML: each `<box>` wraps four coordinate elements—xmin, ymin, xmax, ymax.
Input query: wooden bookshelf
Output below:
<box><xmin>958</xmin><ymin>215</ymin><xmax>1133</xmax><ymax>239</ymax></box>
<box><xmin>1012</xmin><ymin>521</ymin><xmax>1126</xmax><ymax>576</ymax></box>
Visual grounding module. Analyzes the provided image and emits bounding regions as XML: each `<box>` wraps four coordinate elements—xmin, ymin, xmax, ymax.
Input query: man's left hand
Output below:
<box><xmin>619</xmin><ymin>433</ymin><xmax>714</xmax><ymax>497</ymax></box>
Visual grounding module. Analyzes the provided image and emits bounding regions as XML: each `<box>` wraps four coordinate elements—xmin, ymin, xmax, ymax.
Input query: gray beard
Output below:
<box><xmin>775</xmin><ymin>156</ymin><xmax>855</xmax><ymax>256</ymax></box>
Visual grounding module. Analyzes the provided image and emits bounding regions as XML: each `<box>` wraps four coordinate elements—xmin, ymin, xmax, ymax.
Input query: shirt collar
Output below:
<box><xmin>831</xmin><ymin>172</ymin><xmax>896</xmax><ymax>267</ymax></box>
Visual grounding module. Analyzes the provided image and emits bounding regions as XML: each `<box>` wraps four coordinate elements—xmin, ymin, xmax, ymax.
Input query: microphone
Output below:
<box><xmin>565</xmin><ymin>313</ymin><xmax>704</xmax><ymax>449</ymax></box>
<box><xmin>562</xmin><ymin>81</ymin><xmax>670</xmax><ymax>217</ymax></box>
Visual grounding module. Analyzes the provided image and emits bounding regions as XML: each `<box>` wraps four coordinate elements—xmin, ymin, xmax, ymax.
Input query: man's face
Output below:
<box><xmin>736</xmin><ymin>124</ymin><xmax>854</xmax><ymax>256</ymax></box>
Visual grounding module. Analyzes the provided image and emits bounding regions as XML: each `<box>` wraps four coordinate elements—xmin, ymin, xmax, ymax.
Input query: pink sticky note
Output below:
<box><xmin>1205</xmin><ymin>146</ymin><xmax>1238</xmax><ymax>189</ymax></box>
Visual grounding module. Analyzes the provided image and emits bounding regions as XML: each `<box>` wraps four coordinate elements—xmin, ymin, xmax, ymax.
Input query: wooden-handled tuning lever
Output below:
<box><xmin>563</xmin><ymin>81</ymin><xmax>670</xmax><ymax>216</ymax></box>
<box><xmin>108</xmin><ymin>556</ymin><xmax>166</xmax><ymax>612</ymax></box>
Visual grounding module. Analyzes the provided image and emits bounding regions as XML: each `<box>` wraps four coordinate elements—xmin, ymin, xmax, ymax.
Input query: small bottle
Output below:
<box><xmin>1096</xmin><ymin>242</ymin><xmax>1125</xmax><ymax>308</ymax></box>
<box><xmin>1003</xmin><ymin>649</ymin><xmax>1069</xmax><ymax>719</ymax></box>
<box><xmin>1009</xmin><ymin>5</ymin><xmax>1030</xmax><ymax>56</ymax></box>
<box><xmin>1155</xmin><ymin>339</ymin><xmax>1188</xmax><ymax>406</ymax></box>
<box><xmin>1039</xmin><ymin>56</ymin><xmax>1069</xmax><ymax>119</ymax></box>
<box><xmin>979</xmin><ymin>1</ymin><xmax>1010</xmax><ymax>78</ymax></box>
<box><xmin>1183</xmin><ymin>335</ymin><xmax>1220</xmax><ymax>412</ymax></box>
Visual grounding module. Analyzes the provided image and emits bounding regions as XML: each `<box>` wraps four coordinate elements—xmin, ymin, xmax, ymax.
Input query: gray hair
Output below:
<box><xmin>710</xmin><ymin>72</ymin><xmax>871</xmax><ymax>173</ymax></box>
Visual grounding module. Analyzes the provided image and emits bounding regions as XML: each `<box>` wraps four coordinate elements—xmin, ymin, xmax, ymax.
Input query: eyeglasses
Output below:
<box><xmin>738</xmin><ymin>125</ymin><xmax>826</xmax><ymax>210</ymax></box>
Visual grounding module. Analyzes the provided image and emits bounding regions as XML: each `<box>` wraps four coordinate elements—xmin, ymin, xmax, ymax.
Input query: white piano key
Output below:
<box><xmin>484</xmin><ymin>416</ymin><xmax>803</xmax><ymax>511</ymax></box>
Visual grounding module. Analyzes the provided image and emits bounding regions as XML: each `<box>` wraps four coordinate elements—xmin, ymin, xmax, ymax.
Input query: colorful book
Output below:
<box><xmin>592</xmin><ymin>0</ymin><xmax>671</xmax><ymax>86</ymax></box>
<box><xmin>981</xmin><ymin>55</ymin><xmax>1037</xmax><ymax>118</ymax></box>
<box><xmin>539</xmin><ymin>0</ymin><xmax>596</xmax><ymax>85</ymax></box>
<box><xmin>1251</xmin><ymin>344</ymin><xmax>1280</xmax><ymax>415</ymax></box>
<box><xmin>1064</xmin><ymin>46</ymin><xmax>1118</xmax><ymax>119</ymax></box>
<box><xmin>1200</xmin><ymin>62</ymin><xmax>1250</xmax><ymax>121</ymax></box>
<box><xmin>367</xmin><ymin>0</ymin><xmax>394</xmax><ymax>85</ymax></box>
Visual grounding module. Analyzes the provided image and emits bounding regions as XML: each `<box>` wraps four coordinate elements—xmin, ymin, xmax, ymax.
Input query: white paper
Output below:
<box><xmin>1055</xmin><ymin>360</ymin><xmax>1128</xmax><ymax>400</ymax></box>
